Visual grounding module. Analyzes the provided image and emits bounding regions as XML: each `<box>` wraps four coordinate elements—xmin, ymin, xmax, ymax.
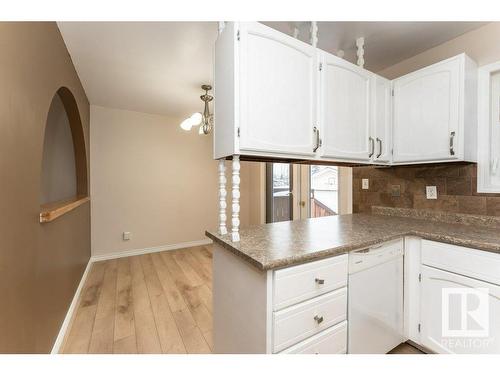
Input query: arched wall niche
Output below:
<box><xmin>39</xmin><ymin>87</ymin><xmax>89</xmax><ymax>223</ymax></box>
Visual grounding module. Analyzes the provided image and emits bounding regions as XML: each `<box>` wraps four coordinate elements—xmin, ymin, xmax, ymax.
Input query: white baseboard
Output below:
<box><xmin>90</xmin><ymin>238</ymin><xmax>213</xmax><ymax>262</ymax></box>
<box><xmin>51</xmin><ymin>259</ymin><xmax>93</xmax><ymax>354</ymax></box>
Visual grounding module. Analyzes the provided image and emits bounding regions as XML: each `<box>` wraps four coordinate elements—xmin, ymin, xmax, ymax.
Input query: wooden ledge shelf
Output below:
<box><xmin>40</xmin><ymin>196</ymin><xmax>90</xmax><ymax>223</ymax></box>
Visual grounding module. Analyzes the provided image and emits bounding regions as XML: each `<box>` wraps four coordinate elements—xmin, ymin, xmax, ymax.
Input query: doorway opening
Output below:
<box><xmin>266</xmin><ymin>163</ymin><xmax>293</xmax><ymax>223</ymax></box>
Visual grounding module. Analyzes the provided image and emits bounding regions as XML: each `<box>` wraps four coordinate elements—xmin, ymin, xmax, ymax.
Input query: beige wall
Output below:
<box><xmin>338</xmin><ymin>167</ymin><xmax>353</xmax><ymax>214</ymax></box>
<box><xmin>90</xmin><ymin>106</ymin><xmax>261</xmax><ymax>257</ymax></box>
<box><xmin>0</xmin><ymin>22</ymin><xmax>90</xmax><ymax>353</ymax></box>
<box><xmin>378</xmin><ymin>22</ymin><xmax>500</xmax><ymax>79</ymax></box>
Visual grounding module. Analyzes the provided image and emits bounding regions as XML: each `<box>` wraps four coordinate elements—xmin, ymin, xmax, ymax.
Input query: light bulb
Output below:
<box><xmin>190</xmin><ymin>112</ymin><xmax>202</xmax><ymax>125</ymax></box>
<box><xmin>198</xmin><ymin>125</ymin><xmax>204</xmax><ymax>135</ymax></box>
<box><xmin>180</xmin><ymin>118</ymin><xmax>193</xmax><ymax>131</ymax></box>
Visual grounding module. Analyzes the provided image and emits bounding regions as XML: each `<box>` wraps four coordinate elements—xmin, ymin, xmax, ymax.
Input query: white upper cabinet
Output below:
<box><xmin>318</xmin><ymin>53</ymin><xmax>391</xmax><ymax>164</ymax></box>
<box><xmin>319</xmin><ymin>52</ymin><xmax>372</xmax><ymax>162</ymax></box>
<box><xmin>214</xmin><ymin>22</ymin><xmax>316</xmax><ymax>159</ymax></box>
<box><xmin>392</xmin><ymin>54</ymin><xmax>477</xmax><ymax>164</ymax></box>
<box><xmin>214</xmin><ymin>24</ymin><xmax>477</xmax><ymax>166</ymax></box>
<box><xmin>371</xmin><ymin>75</ymin><xmax>392</xmax><ymax>164</ymax></box>
<box><xmin>477</xmin><ymin>61</ymin><xmax>500</xmax><ymax>193</ymax></box>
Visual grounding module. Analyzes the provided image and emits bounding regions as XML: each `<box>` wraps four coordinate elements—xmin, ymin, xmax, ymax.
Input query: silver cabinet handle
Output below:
<box><xmin>314</xmin><ymin>315</ymin><xmax>324</xmax><ymax>324</ymax></box>
<box><xmin>376</xmin><ymin>138</ymin><xmax>382</xmax><ymax>158</ymax></box>
<box><xmin>449</xmin><ymin>131</ymin><xmax>456</xmax><ymax>156</ymax></box>
<box><xmin>368</xmin><ymin>137</ymin><xmax>375</xmax><ymax>158</ymax></box>
<box><xmin>313</xmin><ymin>127</ymin><xmax>321</xmax><ymax>152</ymax></box>
<box><xmin>315</xmin><ymin>278</ymin><xmax>325</xmax><ymax>285</ymax></box>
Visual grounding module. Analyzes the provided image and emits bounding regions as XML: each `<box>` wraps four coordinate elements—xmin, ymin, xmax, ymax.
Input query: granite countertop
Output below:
<box><xmin>205</xmin><ymin>213</ymin><xmax>500</xmax><ymax>271</ymax></box>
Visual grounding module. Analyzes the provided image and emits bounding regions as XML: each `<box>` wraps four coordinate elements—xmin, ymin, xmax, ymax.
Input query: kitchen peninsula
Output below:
<box><xmin>206</xmin><ymin>209</ymin><xmax>500</xmax><ymax>354</ymax></box>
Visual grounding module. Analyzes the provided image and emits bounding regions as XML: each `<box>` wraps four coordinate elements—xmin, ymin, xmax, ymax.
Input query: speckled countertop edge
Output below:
<box><xmin>205</xmin><ymin>213</ymin><xmax>500</xmax><ymax>271</ymax></box>
<box><xmin>205</xmin><ymin>230</ymin><xmax>408</xmax><ymax>271</ymax></box>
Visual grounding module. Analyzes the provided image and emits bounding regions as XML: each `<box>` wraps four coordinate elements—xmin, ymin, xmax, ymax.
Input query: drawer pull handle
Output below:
<box><xmin>315</xmin><ymin>278</ymin><xmax>325</xmax><ymax>285</ymax></box>
<box><xmin>314</xmin><ymin>315</ymin><xmax>324</xmax><ymax>324</ymax></box>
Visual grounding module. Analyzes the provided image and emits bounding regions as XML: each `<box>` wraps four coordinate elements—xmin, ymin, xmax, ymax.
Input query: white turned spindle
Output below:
<box><xmin>231</xmin><ymin>155</ymin><xmax>240</xmax><ymax>242</ymax></box>
<box><xmin>310</xmin><ymin>21</ymin><xmax>318</xmax><ymax>48</ymax></box>
<box><xmin>356</xmin><ymin>37</ymin><xmax>365</xmax><ymax>68</ymax></box>
<box><xmin>293</xmin><ymin>26</ymin><xmax>300</xmax><ymax>39</ymax></box>
<box><xmin>218</xmin><ymin>21</ymin><xmax>225</xmax><ymax>35</ymax></box>
<box><xmin>218</xmin><ymin>159</ymin><xmax>227</xmax><ymax>235</ymax></box>
<box><xmin>336</xmin><ymin>49</ymin><xmax>345</xmax><ymax>59</ymax></box>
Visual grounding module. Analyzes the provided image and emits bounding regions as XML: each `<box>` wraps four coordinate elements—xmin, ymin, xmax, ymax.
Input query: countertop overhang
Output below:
<box><xmin>205</xmin><ymin>213</ymin><xmax>500</xmax><ymax>271</ymax></box>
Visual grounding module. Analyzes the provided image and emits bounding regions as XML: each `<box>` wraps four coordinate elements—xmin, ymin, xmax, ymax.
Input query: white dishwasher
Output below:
<box><xmin>348</xmin><ymin>239</ymin><xmax>404</xmax><ymax>354</ymax></box>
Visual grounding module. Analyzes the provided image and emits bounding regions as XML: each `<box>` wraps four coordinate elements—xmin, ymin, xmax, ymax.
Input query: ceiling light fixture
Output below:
<box><xmin>180</xmin><ymin>84</ymin><xmax>213</xmax><ymax>135</ymax></box>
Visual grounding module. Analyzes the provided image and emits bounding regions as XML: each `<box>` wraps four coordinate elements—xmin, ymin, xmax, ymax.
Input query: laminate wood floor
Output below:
<box><xmin>388</xmin><ymin>343</ymin><xmax>425</xmax><ymax>354</ymax></box>
<box><xmin>61</xmin><ymin>245</ymin><xmax>425</xmax><ymax>354</ymax></box>
<box><xmin>61</xmin><ymin>245</ymin><xmax>213</xmax><ymax>353</ymax></box>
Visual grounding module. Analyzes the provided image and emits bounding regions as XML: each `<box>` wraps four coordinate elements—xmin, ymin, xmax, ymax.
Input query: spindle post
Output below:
<box><xmin>218</xmin><ymin>159</ymin><xmax>227</xmax><ymax>235</ymax></box>
<box><xmin>356</xmin><ymin>37</ymin><xmax>365</xmax><ymax>68</ymax></box>
<box><xmin>231</xmin><ymin>155</ymin><xmax>240</xmax><ymax>242</ymax></box>
<box><xmin>218</xmin><ymin>21</ymin><xmax>225</xmax><ymax>35</ymax></box>
<box><xmin>310</xmin><ymin>21</ymin><xmax>318</xmax><ymax>48</ymax></box>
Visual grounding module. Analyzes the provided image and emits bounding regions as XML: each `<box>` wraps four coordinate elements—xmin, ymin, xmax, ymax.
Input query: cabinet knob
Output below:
<box><xmin>315</xmin><ymin>278</ymin><xmax>325</xmax><ymax>285</ymax></box>
<box><xmin>314</xmin><ymin>315</ymin><xmax>324</xmax><ymax>324</ymax></box>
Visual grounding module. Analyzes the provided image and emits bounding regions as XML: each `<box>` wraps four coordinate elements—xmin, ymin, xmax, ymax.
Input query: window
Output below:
<box><xmin>310</xmin><ymin>166</ymin><xmax>338</xmax><ymax>217</ymax></box>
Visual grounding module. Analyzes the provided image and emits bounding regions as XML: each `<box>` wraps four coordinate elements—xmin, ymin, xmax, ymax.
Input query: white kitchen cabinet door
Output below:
<box><xmin>477</xmin><ymin>61</ymin><xmax>500</xmax><ymax>193</ymax></box>
<box><xmin>372</xmin><ymin>75</ymin><xmax>392</xmax><ymax>163</ymax></box>
<box><xmin>420</xmin><ymin>265</ymin><xmax>500</xmax><ymax>354</ymax></box>
<box><xmin>319</xmin><ymin>52</ymin><xmax>372</xmax><ymax>162</ymax></box>
<box><xmin>237</xmin><ymin>22</ymin><xmax>316</xmax><ymax>156</ymax></box>
<box><xmin>392</xmin><ymin>56</ymin><xmax>462</xmax><ymax>163</ymax></box>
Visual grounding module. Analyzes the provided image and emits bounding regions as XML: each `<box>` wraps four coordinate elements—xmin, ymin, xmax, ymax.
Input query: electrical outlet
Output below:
<box><xmin>426</xmin><ymin>186</ymin><xmax>438</xmax><ymax>200</ymax></box>
<box><xmin>391</xmin><ymin>185</ymin><xmax>401</xmax><ymax>197</ymax></box>
<box><xmin>123</xmin><ymin>231</ymin><xmax>131</xmax><ymax>241</ymax></box>
<box><xmin>362</xmin><ymin>179</ymin><xmax>369</xmax><ymax>190</ymax></box>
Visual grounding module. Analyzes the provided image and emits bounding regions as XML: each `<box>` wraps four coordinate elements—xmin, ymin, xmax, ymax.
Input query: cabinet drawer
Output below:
<box><xmin>273</xmin><ymin>254</ymin><xmax>347</xmax><ymax>310</ymax></box>
<box><xmin>280</xmin><ymin>321</ymin><xmax>347</xmax><ymax>354</ymax></box>
<box><xmin>273</xmin><ymin>287</ymin><xmax>347</xmax><ymax>353</ymax></box>
<box><xmin>421</xmin><ymin>240</ymin><xmax>500</xmax><ymax>286</ymax></box>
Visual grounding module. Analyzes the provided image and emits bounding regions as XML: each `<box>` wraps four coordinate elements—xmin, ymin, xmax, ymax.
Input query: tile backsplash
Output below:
<box><xmin>352</xmin><ymin>163</ymin><xmax>500</xmax><ymax>216</ymax></box>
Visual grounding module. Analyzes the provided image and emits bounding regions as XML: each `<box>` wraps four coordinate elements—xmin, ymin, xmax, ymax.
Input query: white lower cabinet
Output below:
<box><xmin>273</xmin><ymin>254</ymin><xmax>348</xmax><ymax>310</ymax></box>
<box><xmin>418</xmin><ymin>240</ymin><xmax>500</xmax><ymax>354</ymax></box>
<box><xmin>214</xmin><ymin>238</ymin><xmax>500</xmax><ymax>354</ymax></box>
<box><xmin>280</xmin><ymin>321</ymin><xmax>347</xmax><ymax>354</ymax></box>
<box><xmin>420</xmin><ymin>265</ymin><xmax>500</xmax><ymax>354</ymax></box>
<box><xmin>273</xmin><ymin>287</ymin><xmax>347</xmax><ymax>352</ymax></box>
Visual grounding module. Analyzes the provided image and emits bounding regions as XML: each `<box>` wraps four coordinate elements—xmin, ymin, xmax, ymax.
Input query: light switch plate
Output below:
<box><xmin>123</xmin><ymin>231</ymin><xmax>131</xmax><ymax>241</ymax></box>
<box><xmin>362</xmin><ymin>179</ymin><xmax>369</xmax><ymax>190</ymax></box>
<box><xmin>426</xmin><ymin>186</ymin><xmax>437</xmax><ymax>200</ymax></box>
